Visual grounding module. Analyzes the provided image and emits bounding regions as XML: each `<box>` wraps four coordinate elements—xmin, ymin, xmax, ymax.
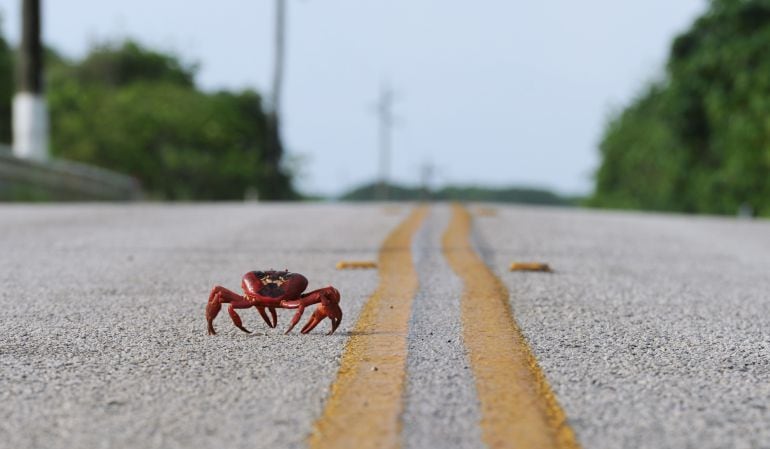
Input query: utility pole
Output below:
<box><xmin>375</xmin><ymin>83</ymin><xmax>395</xmax><ymax>201</ymax></box>
<box><xmin>419</xmin><ymin>160</ymin><xmax>434</xmax><ymax>201</ymax></box>
<box><xmin>260</xmin><ymin>0</ymin><xmax>293</xmax><ymax>200</ymax></box>
<box><xmin>13</xmin><ymin>0</ymin><xmax>48</xmax><ymax>161</ymax></box>
<box><xmin>271</xmin><ymin>0</ymin><xmax>285</xmax><ymax>117</ymax></box>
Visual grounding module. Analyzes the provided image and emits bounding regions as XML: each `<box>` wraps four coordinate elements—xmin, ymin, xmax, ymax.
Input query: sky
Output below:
<box><xmin>0</xmin><ymin>0</ymin><xmax>706</xmax><ymax>197</ymax></box>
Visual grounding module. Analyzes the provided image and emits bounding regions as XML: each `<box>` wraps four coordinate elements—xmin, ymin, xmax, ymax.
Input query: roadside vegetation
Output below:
<box><xmin>341</xmin><ymin>182</ymin><xmax>579</xmax><ymax>205</ymax></box>
<box><xmin>7</xmin><ymin>0</ymin><xmax>768</xmax><ymax>209</ymax></box>
<box><xmin>0</xmin><ymin>24</ymin><xmax>295</xmax><ymax>200</ymax></box>
<box><xmin>591</xmin><ymin>0</ymin><xmax>770</xmax><ymax>216</ymax></box>
<box><xmin>0</xmin><ymin>21</ymin><xmax>578</xmax><ymax>205</ymax></box>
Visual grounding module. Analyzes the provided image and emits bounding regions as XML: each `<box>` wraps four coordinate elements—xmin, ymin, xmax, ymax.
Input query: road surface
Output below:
<box><xmin>0</xmin><ymin>203</ymin><xmax>768</xmax><ymax>449</ymax></box>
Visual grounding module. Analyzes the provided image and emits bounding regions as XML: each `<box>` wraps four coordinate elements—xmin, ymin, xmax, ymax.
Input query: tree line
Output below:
<box><xmin>341</xmin><ymin>182</ymin><xmax>578</xmax><ymax>205</ymax></box>
<box><xmin>591</xmin><ymin>0</ymin><xmax>770</xmax><ymax>216</ymax></box>
<box><xmin>8</xmin><ymin>0</ymin><xmax>764</xmax><ymax>210</ymax></box>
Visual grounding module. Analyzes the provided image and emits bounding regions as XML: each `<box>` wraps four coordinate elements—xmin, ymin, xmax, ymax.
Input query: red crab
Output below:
<box><xmin>206</xmin><ymin>270</ymin><xmax>342</xmax><ymax>335</ymax></box>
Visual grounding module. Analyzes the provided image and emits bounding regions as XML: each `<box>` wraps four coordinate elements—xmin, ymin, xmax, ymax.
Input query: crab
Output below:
<box><xmin>206</xmin><ymin>270</ymin><xmax>342</xmax><ymax>336</ymax></box>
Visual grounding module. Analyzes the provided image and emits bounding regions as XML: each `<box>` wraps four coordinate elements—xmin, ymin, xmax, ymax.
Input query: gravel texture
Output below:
<box><xmin>403</xmin><ymin>205</ymin><xmax>484</xmax><ymax>449</ymax></box>
<box><xmin>474</xmin><ymin>205</ymin><xmax>770</xmax><ymax>449</ymax></box>
<box><xmin>0</xmin><ymin>203</ymin><xmax>406</xmax><ymax>449</ymax></box>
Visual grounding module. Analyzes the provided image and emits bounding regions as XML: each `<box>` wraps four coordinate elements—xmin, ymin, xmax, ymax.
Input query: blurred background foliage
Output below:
<box><xmin>591</xmin><ymin>0</ymin><xmax>770</xmax><ymax>216</ymax></box>
<box><xmin>0</xmin><ymin>22</ymin><xmax>295</xmax><ymax>200</ymax></box>
<box><xmin>341</xmin><ymin>182</ymin><xmax>577</xmax><ymax>205</ymax></box>
<box><xmin>4</xmin><ymin>0</ymin><xmax>770</xmax><ymax>208</ymax></box>
<box><xmin>0</xmin><ymin>19</ymin><xmax>576</xmax><ymax>205</ymax></box>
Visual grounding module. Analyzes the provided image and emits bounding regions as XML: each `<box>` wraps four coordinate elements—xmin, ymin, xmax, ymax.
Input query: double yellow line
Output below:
<box><xmin>308</xmin><ymin>206</ymin><xmax>427</xmax><ymax>449</ymax></box>
<box><xmin>308</xmin><ymin>204</ymin><xmax>579</xmax><ymax>449</ymax></box>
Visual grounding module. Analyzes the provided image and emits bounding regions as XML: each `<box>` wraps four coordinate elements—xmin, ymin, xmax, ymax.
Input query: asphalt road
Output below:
<box><xmin>475</xmin><ymin>206</ymin><xmax>770</xmax><ymax>449</ymax></box>
<box><xmin>1</xmin><ymin>203</ymin><xmax>768</xmax><ymax>449</ymax></box>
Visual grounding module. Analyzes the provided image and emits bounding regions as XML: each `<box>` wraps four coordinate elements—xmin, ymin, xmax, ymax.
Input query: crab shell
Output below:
<box><xmin>241</xmin><ymin>270</ymin><xmax>309</xmax><ymax>302</ymax></box>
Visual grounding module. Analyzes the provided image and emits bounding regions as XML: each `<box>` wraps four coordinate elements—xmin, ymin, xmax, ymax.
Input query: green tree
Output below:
<box><xmin>592</xmin><ymin>0</ymin><xmax>770</xmax><ymax>215</ymax></box>
<box><xmin>45</xmin><ymin>40</ymin><xmax>297</xmax><ymax>200</ymax></box>
<box><xmin>74</xmin><ymin>41</ymin><xmax>196</xmax><ymax>89</ymax></box>
<box><xmin>592</xmin><ymin>85</ymin><xmax>688</xmax><ymax>211</ymax></box>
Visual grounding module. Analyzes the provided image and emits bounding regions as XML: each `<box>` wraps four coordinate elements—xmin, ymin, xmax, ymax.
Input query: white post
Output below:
<box><xmin>13</xmin><ymin>92</ymin><xmax>48</xmax><ymax>161</ymax></box>
<box><xmin>13</xmin><ymin>0</ymin><xmax>49</xmax><ymax>161</ymax></box>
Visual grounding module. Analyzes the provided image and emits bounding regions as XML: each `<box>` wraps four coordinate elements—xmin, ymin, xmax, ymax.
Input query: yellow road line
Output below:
<box><xmin>509</xmin><ymin>262</ymin><xmax>552</xmax><ymax>272</ymax></box>
<box><xmin>308</xmin><ymin>206</ymin><xmax>428</xmax><ymax>449</ymax></box>
<box><xmin>443</xmin><ymin>204</ymin><xmax>580</xmax><ymax>449</ymax></box>
<box><xmin>335</xmin><ymin>260</ymin><xmax>378</xmax><ymax>270</ymax></box>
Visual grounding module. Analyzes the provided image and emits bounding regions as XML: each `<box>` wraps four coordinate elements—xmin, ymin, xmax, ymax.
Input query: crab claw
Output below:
<box><xmin>301</xmin><ymin>287</ymin><xmax>343</xmax><ymax>335</ymax></box>
<box><xmin>283</xmin><ymin>286</ymin><xmax>342</xmax><ymax>335</ymax></box>
<box><xmin>300</xmin><ymin>308</ymin><xmax>342</xmax><ymax>335</ymax></box>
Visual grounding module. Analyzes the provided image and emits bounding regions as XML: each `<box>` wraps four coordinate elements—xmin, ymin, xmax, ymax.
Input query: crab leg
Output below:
<box><xmin>207</xmin><ymin>286</ymin><xmax>246</xmax><ymax>335</ymax></box>
<box><xmin>254</xmin><ymin>305</ymin><xmax>277</xmax><ymax>328</ymax></box>
<box><xmin>207</xmin><ymin>286</ymin><xmax>268</xmax><ymax>335</ymax></box>
<box><xmin>227</xmin><ymin>300</ymin><xmax>255</xmax><ymax>334</ymax></box>
<box><xmin>284</xmin><ymin>305</ymin><xmax>306</xmax><ymax>334</ymax></box>
<box><xmin>269</xmin><ymin>307</ymin><xmax>278</xmax><ymax>328</ymax></box>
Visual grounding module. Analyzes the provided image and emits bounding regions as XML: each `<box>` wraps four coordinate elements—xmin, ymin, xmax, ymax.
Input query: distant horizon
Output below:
<box><xmin>337</xmin><ymin>178</ymin><xmax>583</xmax><ymax>197</ymax></box>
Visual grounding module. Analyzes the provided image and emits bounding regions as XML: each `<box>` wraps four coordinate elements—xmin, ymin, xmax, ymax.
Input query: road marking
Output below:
<box><xmin>401</xmin><ymin>206</ymin><xmax>485</xmax><ymax>448</ymax></box>
<box><xmin>509</xmin><ymin>262</ymin><xmax>553</xmax><ymax>272</ymax></box>
<box><xmin>308</xmin><ymin>206</ymin><xmax>428</xmax><ymax>449</ymax></box>
<box><xmin>443</xmin><ymin>204</ymin><xmax>580</xmax><ymax>449</ymax></box>
<box><xmin>335</xmin><ymin>260</ymin><xmax>378</xmax><ymax>270</ymax></box>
